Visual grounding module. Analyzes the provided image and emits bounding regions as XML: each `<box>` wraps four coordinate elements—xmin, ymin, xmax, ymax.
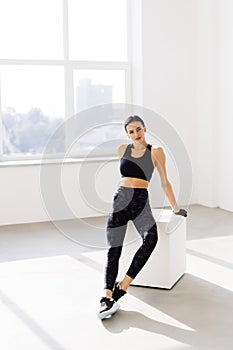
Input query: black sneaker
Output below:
<box><xmin>112</xmin><ymin>282</ymin><xmax>127</xmax><ymax>302</ymax></box>
<box><xmin>98</xmin><ymin>297</ymin><xmax>119</xmax><ymax>320</ymax></box>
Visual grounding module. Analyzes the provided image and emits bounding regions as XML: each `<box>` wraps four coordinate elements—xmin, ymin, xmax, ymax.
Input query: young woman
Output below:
<box><xmin>98</xmin><ymin>115</ymin><xmax>188</xmax><ymax>320</ymax></box>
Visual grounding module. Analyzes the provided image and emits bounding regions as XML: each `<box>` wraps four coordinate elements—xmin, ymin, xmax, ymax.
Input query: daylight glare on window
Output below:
<box><xmin>0</xmin><ymin>0</ymin><xmax>129</xmax><ymax>159</ymax></box>
<box><xmin>0</xmin><ymin>0</ymin><xmax>63</xmax><ymax>59</ymax></box>
<box><xmin>68</xmin><ymin>0</ymin><xmax>127</xmax><ymax>61</ymax></box>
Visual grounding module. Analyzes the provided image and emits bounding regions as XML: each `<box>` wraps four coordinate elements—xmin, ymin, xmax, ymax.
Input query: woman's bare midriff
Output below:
<box><xmin>119</xmin><ymin>177</ymin><xmax>149</xmax><ymax>189</ymax></box>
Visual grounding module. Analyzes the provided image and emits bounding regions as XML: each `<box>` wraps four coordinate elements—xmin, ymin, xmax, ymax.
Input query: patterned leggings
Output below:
<box><xmin>105</xmin><ymin>186</ymin><xmax>158</xmax><ymax>291</ymax></box>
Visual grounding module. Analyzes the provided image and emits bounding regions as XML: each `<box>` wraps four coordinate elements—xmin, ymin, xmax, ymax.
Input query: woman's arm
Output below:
<box><xmin>151</xmin><ymin>146</ymin><xmax>180</xmax><ymax>212</ymax></box>
<box><xmin>118</xmin><ymin>144</ymin><xmax>128</xmax><ymax>160</ymax></box>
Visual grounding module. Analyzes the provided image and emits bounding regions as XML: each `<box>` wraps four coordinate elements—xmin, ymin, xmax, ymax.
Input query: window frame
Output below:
<box><xmin>0</xmin><ymin>0</ymin><xmax>131</xmax><ymax>162</ymax></box>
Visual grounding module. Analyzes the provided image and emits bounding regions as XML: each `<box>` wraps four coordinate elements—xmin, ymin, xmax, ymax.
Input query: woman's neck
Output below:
<box><xmin>132</xmin><ymin>140</ymin><xmax>148</xmax><ymax>150</ymax></box>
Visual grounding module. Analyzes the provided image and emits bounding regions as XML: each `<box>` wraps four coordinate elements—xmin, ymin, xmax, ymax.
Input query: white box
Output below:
<box><xmin>118</xmin><ymin>209</ymin><xmax>186</xmax><ymax>289</ymax></box>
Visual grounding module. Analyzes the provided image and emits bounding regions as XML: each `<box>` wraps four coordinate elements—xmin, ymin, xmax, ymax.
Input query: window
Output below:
<box><xmin>0</xmin><ymin>0</ymin><xmax>63</xmax><ymax>60</ymax></box>
<box><xmin>68</xmin><ymin>0</ymin><xmax>127</xmax><ymax>61</ymax></box>
<box><xmin>0</xmin><ymin>0</ymin><xmax>130</xmax><ymax>160</ymax></box>
<box><xmin>1</xmin><ymin>66</ymin><xmax>65</xmax><ymax>156</ymax></box>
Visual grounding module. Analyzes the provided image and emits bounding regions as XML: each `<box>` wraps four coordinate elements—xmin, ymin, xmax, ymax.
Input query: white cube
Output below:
<box><xmin>118</xmin><ymin>209</ymin><xmax>186</xmax><ymax>289</ymax></box>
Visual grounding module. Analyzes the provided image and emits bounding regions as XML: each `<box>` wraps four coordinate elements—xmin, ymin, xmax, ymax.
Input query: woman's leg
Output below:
<box><xmin>118</xmin><ymin>275</ymin><xmax>133</xmax><ymax>292</ymax></box>
<box><xmin>104</xmin><ymin>188</ymin><xmax>130</xmax><ymax>295</ymax></box>
<box><xmin>118</xmin><ymin>225</ymin><xmax>158</xmax><ymax>292</ymax></box>
<box><xmin>126</xmin><ymin>223</ymin><xmax>158</xmax><ymax>280</ymax></box>
<box><xmin>121</xmin><ymin>198</ymin><xmax>158</xmax><ymax>290</ymax></box>
<box><xmin>104</xmin><ymin>246</ymin><xmax>123</xmax><ymax>298</ymax></box>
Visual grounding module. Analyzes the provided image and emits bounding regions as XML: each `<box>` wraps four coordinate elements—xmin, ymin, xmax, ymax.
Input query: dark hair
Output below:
<box><xmin>124</xmin><ymin>115</ymin><xmax>145</xmax><ymax>131</ymax></box>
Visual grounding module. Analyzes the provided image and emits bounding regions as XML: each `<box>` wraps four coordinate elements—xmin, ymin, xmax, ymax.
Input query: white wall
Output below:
<box><xmin>135</xmin><ymin>0</ymin><xmax>233</xmax><ymax>212</ymax></box>
<box><xmin>196</xmin><ymin>0</ymin><xmax>218</xmax><ymax>207</ymax></box>
<box><xmin>139</xmin><ymin>0</ymin><xmax>197</xmax><ymax>205</ymax></box>
<box><xmin>217</xmin><ymin>0</ymin><xmax>233</xmax><ymax>212</ymax></box>
<box><xmin>196</xmin><ymin>0</ymin><xmax>233</xmax><ymax>211</ymax></box>
<box><xmin>0</xmin><ymin>161</ymin><xmax>120</xmax><ymax>226</ymax></box>
<box><xmin>129</xmin><ymin>0</ymin><xmax>143</xmax><ymax>105</ymax></box>
<box><xmin>0</xmin><ymin>165</ymin><xmax>46</xmax><ymax>226</ymax></box>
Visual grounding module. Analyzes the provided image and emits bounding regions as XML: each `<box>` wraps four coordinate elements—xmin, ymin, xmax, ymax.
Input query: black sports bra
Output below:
<box><xmin>120</xmin><ymin>144</ymin><xmax>154</xmax><ymax>181</ymax></box>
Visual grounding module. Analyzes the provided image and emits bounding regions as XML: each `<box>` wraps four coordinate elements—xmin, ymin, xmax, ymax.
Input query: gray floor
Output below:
<box><xmin>0</xmin><ymin>205</ymin><xmax>233</xmax><ymax>350</ymax></box>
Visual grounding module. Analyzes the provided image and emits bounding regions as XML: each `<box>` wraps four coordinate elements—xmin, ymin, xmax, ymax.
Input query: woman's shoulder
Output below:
<box><xmin>118</xmin><ymin>144</ymin><xmax>129</xmax><ymax>159</ymax></box>
<box><xmin>151</xmin><ymin>144</ymin><xmax>163</xmax><ymax>153</ymax></box>
<box><xmin>150</xmin><ymin>145</ymin><xmax>165</xmax><ymax>161</ymax></box>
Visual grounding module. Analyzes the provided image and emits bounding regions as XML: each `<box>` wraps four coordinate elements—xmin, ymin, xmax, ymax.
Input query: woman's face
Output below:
<box><xmin>126</xmin><ymin>121</ymin><xmax>146</xmax><ymax>143</ymax></box>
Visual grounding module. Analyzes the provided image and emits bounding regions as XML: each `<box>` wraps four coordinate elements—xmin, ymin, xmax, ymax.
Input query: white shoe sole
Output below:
<box><xmin>98</xmin><ymin>302</ymin><xmax>120</xmax><ymax>320</ymax></box>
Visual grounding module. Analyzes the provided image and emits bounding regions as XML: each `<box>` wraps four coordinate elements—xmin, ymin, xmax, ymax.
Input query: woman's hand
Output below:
<box><xmin>173</xmin><ymin>209</ymin><xmax>188</xmax><ymax>217</ymax></box>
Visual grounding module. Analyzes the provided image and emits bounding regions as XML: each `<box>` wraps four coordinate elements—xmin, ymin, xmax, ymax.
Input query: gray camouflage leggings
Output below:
<box><xmin>105</xmin><ymin>186</ymin><xmax>158</xmax><ymax>291</ymax></box>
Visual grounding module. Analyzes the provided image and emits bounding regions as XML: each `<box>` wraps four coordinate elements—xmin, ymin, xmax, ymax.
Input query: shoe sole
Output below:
<box><xmin>98</xmin><ymin>302</ymin><xmax>120</xmax><ymax>320</ymax></box>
